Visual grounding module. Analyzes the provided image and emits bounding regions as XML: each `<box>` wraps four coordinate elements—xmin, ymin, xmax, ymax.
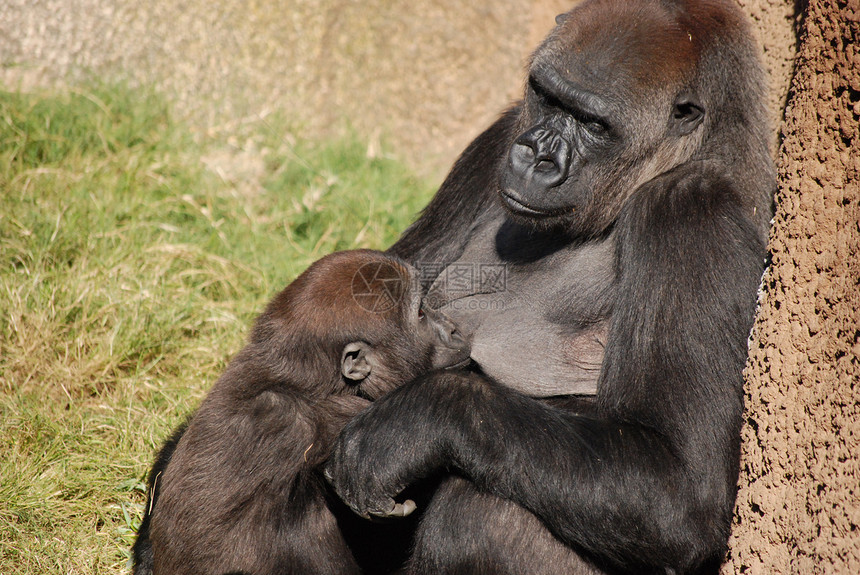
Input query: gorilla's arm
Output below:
<box><xmin>328</xmin><ymin>373</ymin><xmax>685</xmax><ymax>569</ymax></box>
<box><xmin>387</xmin><ymin>107</ymin><xmax>519</xmax><ymax>268</ymax></box>
<box><xmin>326</xmin><ymin>164</ymin><xmax>767</xmax><ymax>573</ymax></box>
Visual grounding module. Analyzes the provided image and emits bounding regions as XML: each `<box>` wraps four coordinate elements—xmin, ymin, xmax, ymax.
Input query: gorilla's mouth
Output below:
<box><xmin>446</xmin><ymin>356</ymin><xmax>474</xmax><ymax>370</ymax></box>
<box><xmin>500</xmin><ymin>189</ymin><xmax>562</xmax><ymax>218</ymax></box>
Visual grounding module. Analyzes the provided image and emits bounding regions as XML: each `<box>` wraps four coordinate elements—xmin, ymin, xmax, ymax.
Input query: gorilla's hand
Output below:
<box><xmin>324</xmin><ymin>371</ymin><xmax>489</xmax><ymax>519</ymax></box>
<box><xmin>323</xmin><ymin>378</ymin><xmax>444</xmax><ymax>519</ymax></box>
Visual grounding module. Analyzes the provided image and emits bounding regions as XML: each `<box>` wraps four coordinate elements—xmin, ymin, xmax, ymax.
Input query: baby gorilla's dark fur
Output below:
<box><xmin>145</xmin><ymin>249</ymin><xmax>468</xmax><ymax>575</ymax></box>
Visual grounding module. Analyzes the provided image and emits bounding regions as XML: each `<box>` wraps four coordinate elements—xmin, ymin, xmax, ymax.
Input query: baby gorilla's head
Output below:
<box><xmin>254</xmin><ymin>249</ymin><xmax>470</xmax><ymax>399</ymax></box>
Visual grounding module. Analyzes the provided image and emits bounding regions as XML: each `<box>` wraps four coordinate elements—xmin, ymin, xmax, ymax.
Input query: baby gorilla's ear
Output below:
<box><xmin>341</xmin><ymin>342</ymin><xmax>373</xmax><ymax>382</ymax></box>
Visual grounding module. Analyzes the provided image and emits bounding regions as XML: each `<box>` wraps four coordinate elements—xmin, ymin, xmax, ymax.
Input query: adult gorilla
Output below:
<box><xmin>324</xmin><ymin>0</ymin><xmax>775</xmax><ymax>573</ymax></box>
<box><xmin>133</xmin><ymin>0</ymin><xmax>773</xmax><ymax>573</ymax></box>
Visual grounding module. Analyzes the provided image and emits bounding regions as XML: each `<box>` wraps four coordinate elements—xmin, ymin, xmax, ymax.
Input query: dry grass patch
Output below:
<box><xmin>0</xmin><ymin>82</ymin><xmax>433</xmax><ymax>573</ymax></box>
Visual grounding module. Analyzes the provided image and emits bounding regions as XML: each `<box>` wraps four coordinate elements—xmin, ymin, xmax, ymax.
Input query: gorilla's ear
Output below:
<box><xmin>555</xmin><ymin>12</ymin><xmax>570</xmax><ymax>25</ymax></box>
<box><xmin>671</xmin><ymin>92</ymin><xmax>705</xmax><ymax>136</ymax></box>
<box><xmin>342</xmin><ymin>342</ymin><xmax>373</xmax><ymax>382</ymax></box>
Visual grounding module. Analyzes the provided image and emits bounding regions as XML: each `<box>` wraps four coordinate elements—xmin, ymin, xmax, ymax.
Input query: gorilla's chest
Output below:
<box><xmin>426</xmin><ymin>218</ymin><xmax>616</xmax><ymax>397</ymax></box>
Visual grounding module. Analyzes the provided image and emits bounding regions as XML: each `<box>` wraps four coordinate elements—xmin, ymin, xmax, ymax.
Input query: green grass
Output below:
<box><xmin>0</xmin><ymin>82</ymin><xmax>435</xmax><ymax>573</ymax></box>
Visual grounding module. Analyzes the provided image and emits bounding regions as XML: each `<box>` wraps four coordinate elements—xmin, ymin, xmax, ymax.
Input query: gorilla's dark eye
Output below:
<box><xmin>669</xmin><ymin>98</ymin><xmax>705</xmax><ymax>136</ymax></box>
<box><xmin>673</xmin><ymin>102</ymin><xmax>703</xmax><ymax>122</ymax></box>
<box><xmin>529</xmin><ymin>77</ymin><xmax>565</xmax><ymax>111</ymax></box>
<box><xmin>584</xmin><ymin>120</ymin><xmax>608</xmax><ymax>137</ymax></box>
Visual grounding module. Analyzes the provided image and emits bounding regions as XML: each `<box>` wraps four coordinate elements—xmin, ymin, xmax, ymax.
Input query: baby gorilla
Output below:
<box><xmin>147</xmin><ymin>249</ymin><xmax>469</xmax><ymax>575</ymax></box>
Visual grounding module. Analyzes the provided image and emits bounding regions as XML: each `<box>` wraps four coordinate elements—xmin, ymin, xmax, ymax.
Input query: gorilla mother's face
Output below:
<box><xmin>499</xmin><ymin>0</ymin><xmax>706</xmax><ymax>236</ymax></box>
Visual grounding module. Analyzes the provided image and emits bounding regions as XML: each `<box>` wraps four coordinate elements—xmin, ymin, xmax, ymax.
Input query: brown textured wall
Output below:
<box><xmin>724</xmin><ymin>0</ymin><xmax>860</xmax><ymax>572</ymax></box>
<box><xmin>736</xmin><ymin>0</ymin><xmax>800</xmax><ymax>151</ymax></box>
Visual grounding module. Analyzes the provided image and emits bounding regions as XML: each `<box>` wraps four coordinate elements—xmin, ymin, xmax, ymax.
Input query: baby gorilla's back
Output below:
<box><xmin>145</xmin><ymin>249</ymin><xmax>469</xmax><ymax>575</ymax></box>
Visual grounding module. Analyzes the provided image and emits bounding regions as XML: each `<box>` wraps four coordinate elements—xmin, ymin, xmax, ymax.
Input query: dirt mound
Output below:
<box><xmin>0</xmin><ymin>1</ymin><xmax>794</xmax><ymax>174</ymax></box>
<box><xmin>0</xmin><ymin>0</ymin><xmax>573</xmax><ymax>176</ymax></box>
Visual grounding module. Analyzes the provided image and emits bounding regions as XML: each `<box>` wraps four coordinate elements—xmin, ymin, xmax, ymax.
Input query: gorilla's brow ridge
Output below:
<box><xmin>531</xmin><ymin>63</ymin><xmax>613</xmax><ymax>123</ymax></box>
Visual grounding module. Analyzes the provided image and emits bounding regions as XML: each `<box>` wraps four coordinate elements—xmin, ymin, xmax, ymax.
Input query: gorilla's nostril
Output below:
<box><xmin>535</xmin><ymin>159</ymin><xmax>557</xmax><ymax>172</ymax></box>
<box><xmin>518</xmin><ymin>144</ymin><xmax>536</xmax><ymax>161</ymax></box>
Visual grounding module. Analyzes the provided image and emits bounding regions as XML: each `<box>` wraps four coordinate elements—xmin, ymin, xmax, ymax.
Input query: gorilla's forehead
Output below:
<box><xmin>545</xmin><ymin>0</ymin><xmax>701</xmax><ymax>90</ymax></box>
